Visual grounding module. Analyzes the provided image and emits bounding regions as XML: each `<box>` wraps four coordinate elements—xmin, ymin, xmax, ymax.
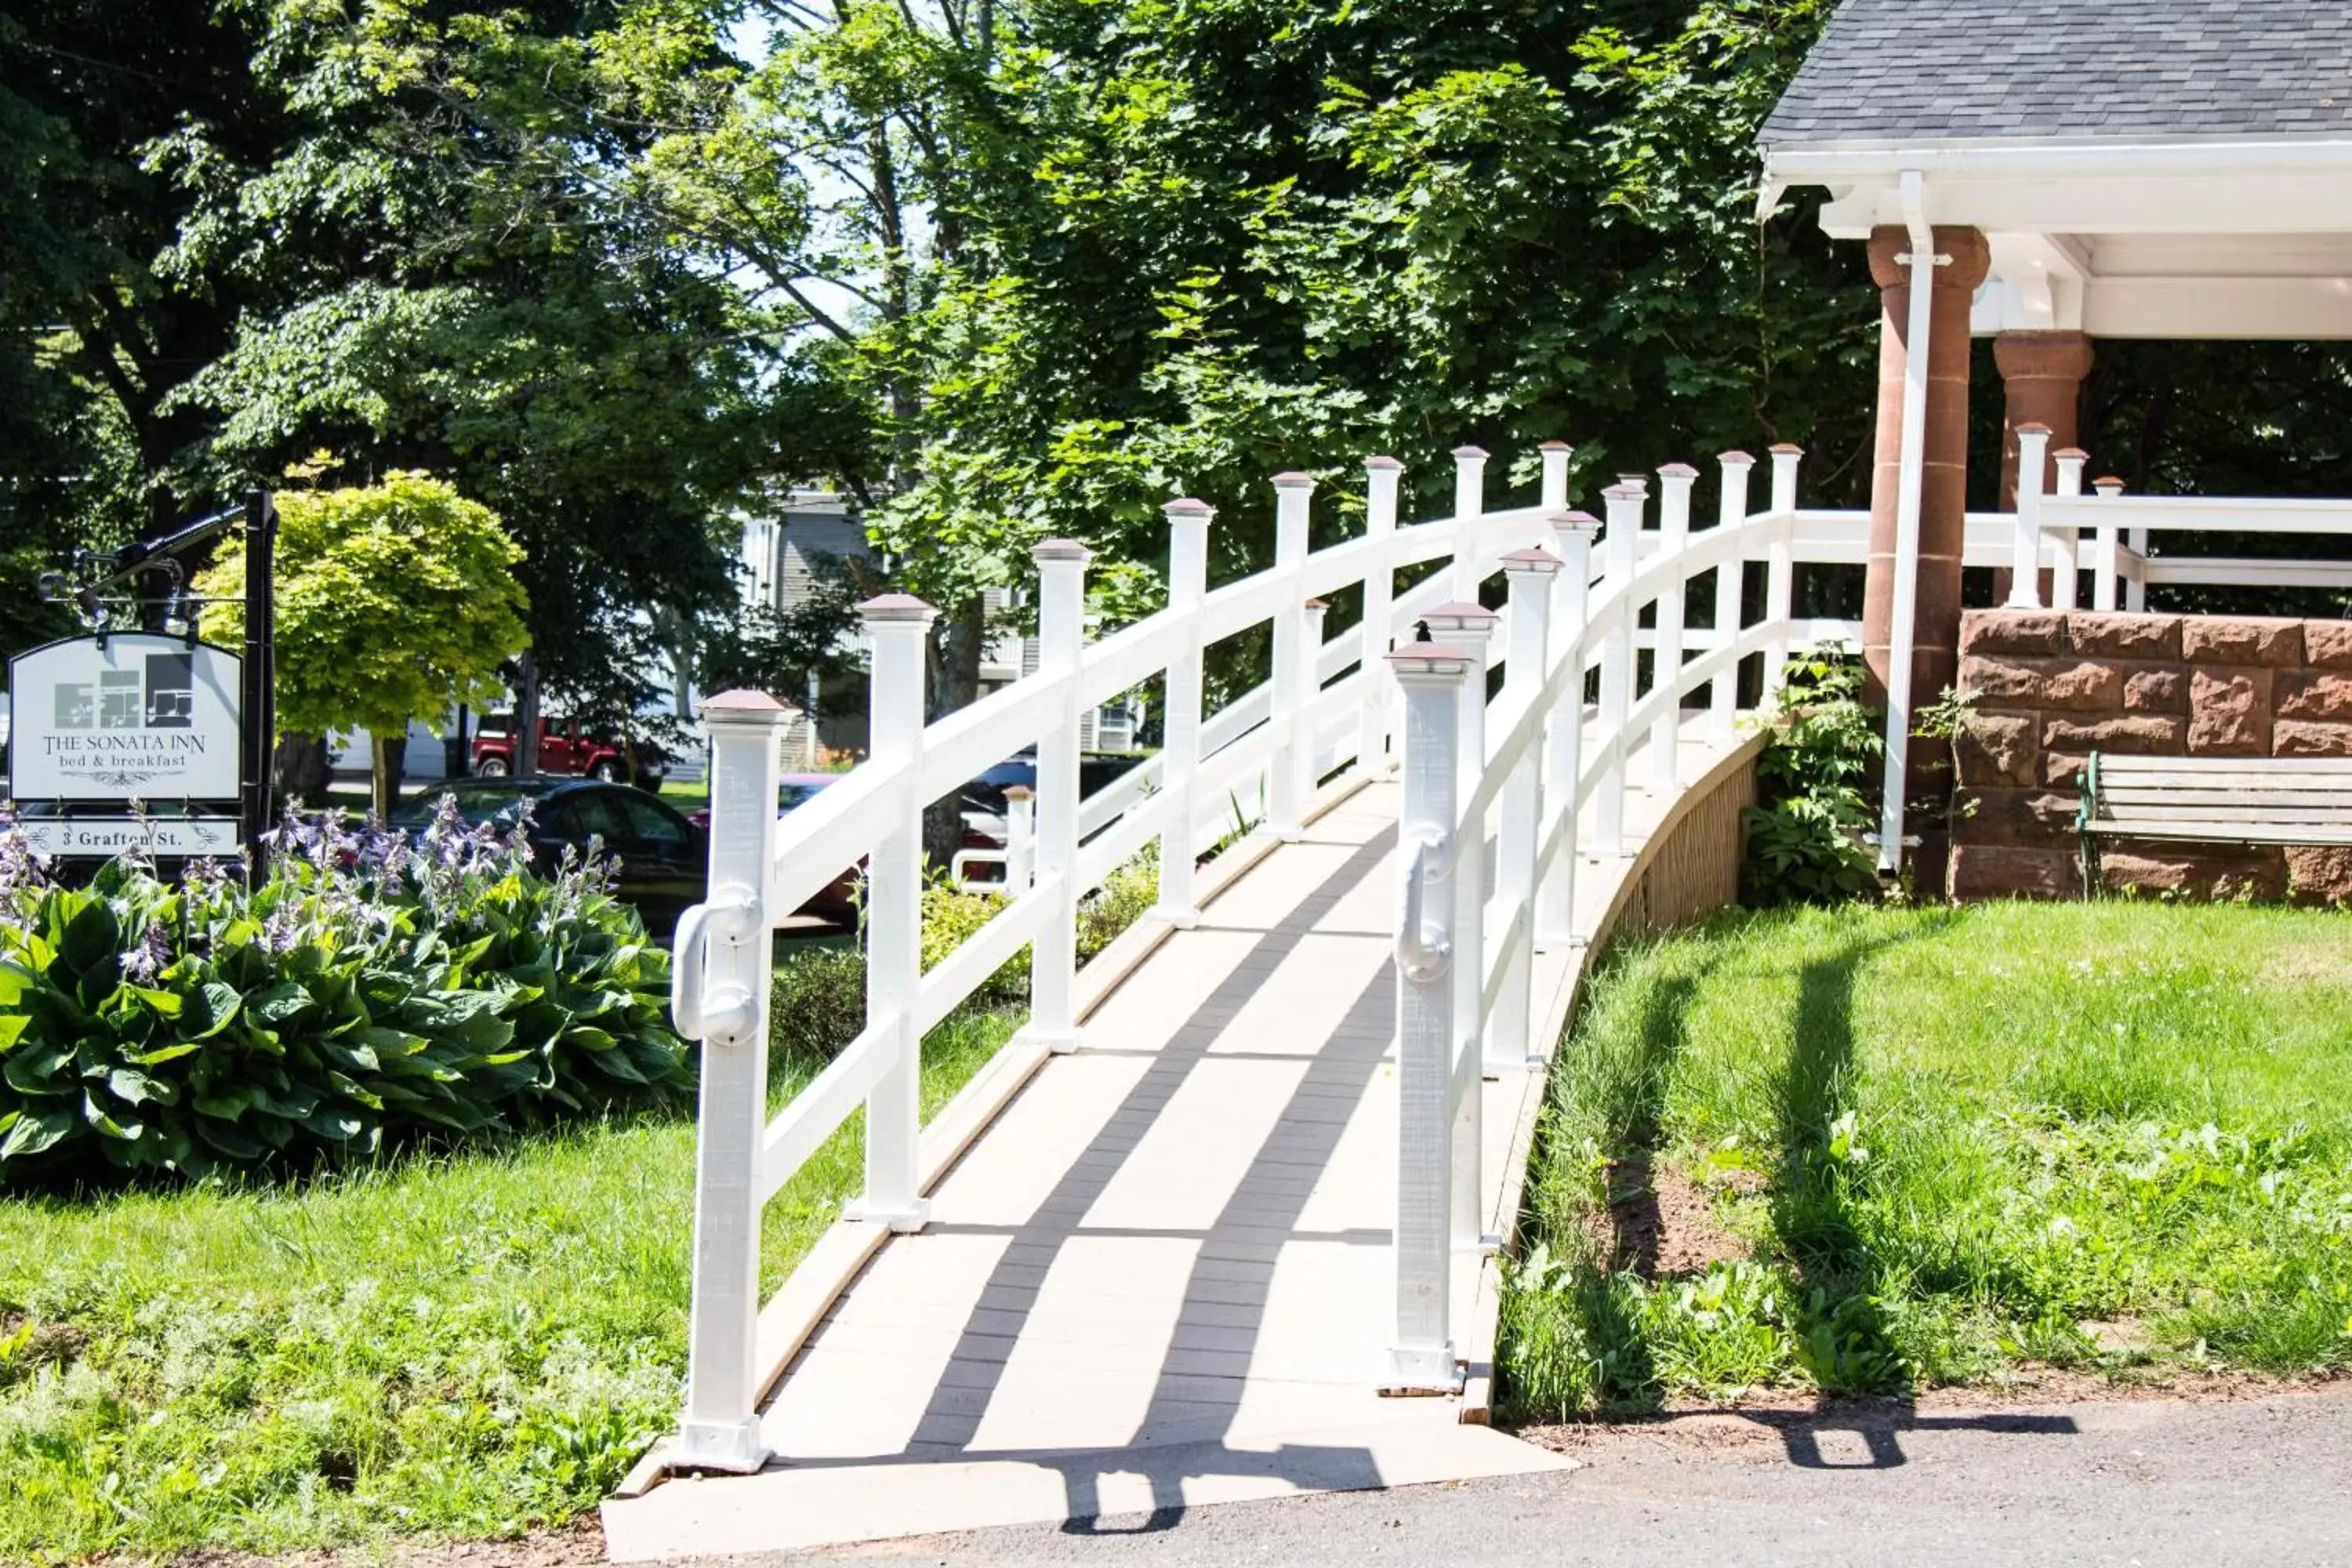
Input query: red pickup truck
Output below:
<box><xmin>471</xmin><ymin>717</ymin><xmax>665</xmax><ymax>787</ymax></box>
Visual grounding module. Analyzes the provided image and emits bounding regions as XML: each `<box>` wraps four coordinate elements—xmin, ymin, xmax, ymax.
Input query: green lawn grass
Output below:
<box><xmin>1501</xmin><ymin>900</ymin><xmax>2352</xmax><ymax>1422</ymax></box>
<box><xmin>0</xmin><ymin>968</ymin><xmax>1018</xmax><ymax>1563</ymax></box>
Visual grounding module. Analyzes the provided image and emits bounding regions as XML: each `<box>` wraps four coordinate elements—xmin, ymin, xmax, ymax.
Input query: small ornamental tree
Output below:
<box><xmin>201</xmin><ymin>473</ymin><xmax>530</xmax><ymax>816</ymax></box>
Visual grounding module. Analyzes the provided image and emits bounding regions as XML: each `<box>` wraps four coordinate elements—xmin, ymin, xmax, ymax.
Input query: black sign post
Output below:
<box><xmin>239</xmin><ymin>490</ymin><xmax>278</xmax><ymax>854</ymax></box>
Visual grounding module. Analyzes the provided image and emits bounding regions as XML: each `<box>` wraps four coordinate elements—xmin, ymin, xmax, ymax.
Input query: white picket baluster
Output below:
<box><xmin>844</xmin><ymin>594</ymin><xmax>937</xmax><ymax>1233</ymax></box>
<box><xmin>676</xmin><ymin>688</ymin><xmax>789</xmax><ymax>1474</ymax></box>
<box><xmin>1711</xmin><ymin>452</ymin><xmax>1755</xmax><ymax>742</ymax></box>
<box><xmin>1360</xmin><ymin>457</ymin><xmax>1403</xmax><ymax>777</ymax></box>
<box><xmin>1539</xmin><ymin>440</ymin><xmax>1573</xmax><ymax>512</ymax></box>
<box><xmin>1269</xmin><ymin>473</ymin><xmax>1314</xmax><ymax>841</ymax></box>
<box><xmin>1766</xmin><ymin>444</ymin><xmax>1800</xmax><ymax>699</ymax></box>
<box><xmin>1299</xmin><ymin>597</ymin><xmax>1330</xmax><ymax>795</ymax></box>
<box><xmin>1004</xmin><ymin>783</ymin><xmax>1036</xmax><ymax>895</ymax></box>
<box><xmin>1494</xmin><ymin>546</ymin><xmax>1559</xmax><ymax>1068</ymax></box>
<box><xmin>2009</xmin><ymin>425</ymin><xmax>2051</xmax><ymax>608</ymax></box>
<box><xmin>1594</xmin><ymin>480</ymin><xmax>1646</xmax><ymax>855</ymax></box>
<box><xmin>1650</xmin><ymin>463</ymin><xmax>1697</xmax><ymax>789</ymax></box>
<box><xmin>2052</xmin><ymin>448</ymin><xmax>2088</xmax><ymax>610</ymax></box>
<box><xmin>1385</xmin><ymin>639</ymin><xmax>1472</xmax><ymax>1393</ymax></box>
<box><xmin>1156</xmin><ymin>498</ymin><xmax>1214</xmax><ymax>925</ymax></box>
<box><xmin>1450</xmin><ymin>445</ymin><xmax>1488</xmax><ymax>603</ymax></box>
<box><xmin>2092</xmin><ymin>476</ymin><xmax>2125</xmax><ymax>612</ymax></box>
<box><xmin>1028</xmin><ymin>540</ymin><xmax>1091</xmax><ymax>1053</ymax></box>
<box><xmin>1538</xmin><ymin>510</ymin><xmax>1601</xmax><ymax>946</ymax></box>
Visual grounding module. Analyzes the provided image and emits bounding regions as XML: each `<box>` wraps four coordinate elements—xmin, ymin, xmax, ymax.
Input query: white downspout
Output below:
<box><xmin>1877</xmin><ymin>171</ymin><xmax>1941</xmax><ymax>876</ymax></box>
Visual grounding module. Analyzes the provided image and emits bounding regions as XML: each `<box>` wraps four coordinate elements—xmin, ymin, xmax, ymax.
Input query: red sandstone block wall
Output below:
<box><xmin>1948</xmin><ymin>609</ymin><xmax>2352</xmax><ymax>902</ymax></box>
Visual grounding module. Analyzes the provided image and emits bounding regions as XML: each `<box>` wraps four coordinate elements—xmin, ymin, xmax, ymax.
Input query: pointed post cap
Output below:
<box><xmin>1363</xmin><ymin>455</ymin><xmax>1403</xmax><ymax>472</ymax></box>
<box><xmin>1501</xmin><ymin>546</ymin><xmax>1563</xmax><ymax>575</ymax></box>
<box><xmin>1657</xmin><ymin>462</ymin><xmax>1700</xmax><ymax>481</ymax></box>
<box><xmin>1422</xmin><ymin>601</ymin><xmax>1499</xmax><ymax>641</ymax></box>
<box><xmin>1163</xmin><ymin>496</ymin><xmax>1215</xmax><ymax>520</ymax></box>
<box><xmin>1602</xmin><ymin>480</ymin><xmax>1647</xmax><ymax>501</ymax></box>
<box><xmin>1032</xmin><ymin>537</ymin><xmax>1093</xmax><ymax>564</ymax></box>
<box><xmin>1001</xmin><ymin>782</ymin><xmax>1033</xmax><ymax>803</ymax></box>
<box><xmin>1538</xmin><ymin>439</ymin><xmax>1574</xmax><ymax>453</ymax></box>
<box><xmin>857</xmin><ymin>592</ymin><xmax>938</xmax><ymax>626</ymax></box>
<box><xmin>2013</xmin><ymin>422</ymin><xmax>2053</xmax><ymax>437</ymax></box>
<box><xmin>1303</xmin><ymin>597</ymin><xmax>1332</xmax><ymax>612</ymax></box>
<box><xmin>1271</xmin><ymin>470</ymin><xmax>1317</xmax><ymax>489</ymax></box>
<box><xmin>1769</xmin><ymin>442</ymin><xmax>1805</xmax><ymax>456</ymax></box>
<box><xmin>2053</xmin><ymin>446</ymin><xmax>2090</xmax><ymax>461</ymax></box>
<box><xmin>2093</xmin><ymin>476</ymin><xmax>2126</xmax><ymax>493</ymax></box>
<box><xmin>1452</xmin><ymin>445</ymin><xmax>1490</xmax><ymax>461</ymax></box>
<box><xmin>1716</xmin><ymin>450</ymin><xmax>1755</xmax><ymax>467</ymax></box>
<box><xmin>1548</xmin><ymin>509</ymin><xmax>1603</xmax><ymax>537</ymax></box>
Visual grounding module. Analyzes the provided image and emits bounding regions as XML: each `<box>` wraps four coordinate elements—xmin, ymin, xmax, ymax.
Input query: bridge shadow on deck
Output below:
<box><xmin>796</xmin><ymin>822</ymin><xmax>1404</xmax><ymax>1529</ymax></box>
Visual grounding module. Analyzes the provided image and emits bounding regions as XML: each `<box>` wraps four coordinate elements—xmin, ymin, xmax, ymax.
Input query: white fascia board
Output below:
<box><xmin>2080</xmin><ymin>275</ymin><xmax>2352</xmax><ymax>339</ymax></box>
<box><xmin>1771</xmin><ymin>134</ymin><xmax>2352</xmax><ymax>239</ymax></box>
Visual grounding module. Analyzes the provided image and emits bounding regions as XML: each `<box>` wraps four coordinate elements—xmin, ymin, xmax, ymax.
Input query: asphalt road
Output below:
<box><xmin>713</xmin><ymin>1390</ymin><xmax>2352</xmax><ymax>1568</ymax></box>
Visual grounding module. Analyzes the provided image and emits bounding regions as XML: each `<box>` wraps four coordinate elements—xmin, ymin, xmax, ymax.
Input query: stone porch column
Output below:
<box><xmin>1864</xmin><ymin>225</ymin><xmax>1991</xmax><ymax>761</ymax></box>
<box><xmin>1993</xmin><ymin>329</ymin><xmax>2095</xmax><ymax>603</ymax></box>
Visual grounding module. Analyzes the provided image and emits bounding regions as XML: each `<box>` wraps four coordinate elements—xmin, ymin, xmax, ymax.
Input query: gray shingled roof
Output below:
<box><xmin>1762</xmin><ymin>0</ymin><xmax>2352</xmax><ymax>143</ymax></box>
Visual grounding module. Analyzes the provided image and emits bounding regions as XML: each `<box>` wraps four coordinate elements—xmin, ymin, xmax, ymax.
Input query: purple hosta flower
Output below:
<box><xmin>261</xmin><ymin>902</ymin><xmax>303</xmax><ymax>954</ymax></box>
<box><xmin>119</xmin><ymin>919</ymin><xmax>172</xmax><ymax>984</ymax></box>
<box><xmin>422</xmin><ymin>793</ymin><xmax>467</xmax><ymax>870</ymax></box>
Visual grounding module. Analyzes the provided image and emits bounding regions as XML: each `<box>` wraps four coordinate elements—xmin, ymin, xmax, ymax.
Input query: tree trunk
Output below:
<box><xmin>920</xmin><ymin>599</ymin><xmax>990</xmax><ymax>870</ymax></box>
<box><xmin>273</xmin><ymin>733</ymin><xmax>332</xmax><ymax>806</ymax></box>
<box><xmin>515</xmin><ymin>651</ymin><xmax>542</xmax><ymax>779</ymax></box>
<box><xmin>372</xmin><ymin>732</ymin><xmax>407</xmax><ymax>820</ymax></box>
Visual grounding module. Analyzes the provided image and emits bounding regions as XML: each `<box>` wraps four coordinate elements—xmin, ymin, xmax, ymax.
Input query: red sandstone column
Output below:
<box><xmin>1864</xmin><ymin>226</ymin><xmax>1991</xmax><ymax>755</ymax></box>
<box><xmin>1994</xmin><ymin>330</ymin><xmax>2094</xmax><ymax>508</ymax></box>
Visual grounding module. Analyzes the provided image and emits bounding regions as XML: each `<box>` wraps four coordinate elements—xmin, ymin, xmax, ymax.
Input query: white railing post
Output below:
<box><xmin>1539</xmin><ymin>441</ymin><xmax>1573</xmax><ymax>512</ymax></box>
<box><xmin>2126</xmin><ymin>524</ymin><xmax>2149</xmax><ymax>612</ymax></box>
<box><xmin>1270</xmin><ymin>473</ymin><xmax>1315</xmax><ymax>841</ymax></box>
<box><xmin>1385</xmin><ymin>638</ymin><xmax>1472</xmax><ymax>1394</ymax></box>
<box><xmin>1004</xmin><ymin>783</ymin><xmax>1035</xmax><ymax>895</ymax></box>
<box><xmin>1298</xmin><ymin>597</ymin><xmax>1330</xmax><ymax>792</ymax></box>
<box><xmin>843</xmin><ymin>593</ymin><xmax>937</xmax><ymax>1235</ymax></box>
<box><xmin>2052</xmin><ymin>448</ymin><xmax>2087</xmax><ymax>609</ymax></box>
<box><xmin>1766</xmin><ymin>444</ymin><xmax>1801</xmax><ymax>699</ymax></box>
<box><xmin>675</xmin><ymin>688</ymin><xmax>788</xmax><ymax>1475</ymax></box>
<box><xmin>1029</xmin><ymin>539</ymin><xmax>1091</xmax><ymax>1053</ymax></box>
<box><xmin>1419</xmin><ymin>600</ymin><xmax>1494</xmax><ymax>1261</ymax></box>
<box><xmin>1450</xmin><ymin>445</ymin><xmax>1489</xmax><ymax>603</ymax></box>
<box><xmin>1595</xmin><ymin>480</ymin><xmax>1646</xmax><ymax>855</ymax></box>
<box><xmin>1156</xmin><ymin>498</ymin><xmax>1214</xmax><ymax>925</ymax></box>
<box><xmin>2092</xmin><ymin>476</ymin><xmax>2125</xmax><ymax>612</ymax></box>
<box><xmin>1360</xmin><ymin>458</ymin><xmax>1403</xmax><ymax>777</ymax></box>
<box><xmin>1539</xmin><ymin>511</ymin><xmax>1602</xmax><ymax>946</ymax></box>
<box><xmin>1711</xmin><ymin>452</ymin><xmax>1755</xmax><ymax>743</ymax></box>
<box><xmin>2008</xmin><ymin>424</ymin><xmax>2051</xmax><ymax>608</ymax></box>
<box><xmin>1650</xmin><ymin>463</ymin><xmax>1697</xmax><ymax>789</ymax></box>
<box><xmin>1494</xmin><ymin>546</ymin><xmax>1560</xmax><ymax>1068</ymax></box>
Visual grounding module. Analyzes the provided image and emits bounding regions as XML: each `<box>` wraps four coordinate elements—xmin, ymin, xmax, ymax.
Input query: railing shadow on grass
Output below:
<box><xmin>1767</xmin><ymin>906</ymin><xmax>1966</xmax><ymax>1462</ymax></box>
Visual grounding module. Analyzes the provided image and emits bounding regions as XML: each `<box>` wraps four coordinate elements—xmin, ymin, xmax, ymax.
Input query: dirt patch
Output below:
<box><xmin>2259</xmin><ymin>942</ymin><xmax>2352</xmax><ymax>989</ymax></box>
<box><xmin>1</xmin><ymin>1312</ymin><xmax>85</xmax><ymax>1371</ymax></box>
<box><xmin>1600</xmin><ymin>1156</ymin><xmax>1746</xmax><ymax>1279</ymax></box>
<box><xmin>164</xmin><ymin>1515</ymin><xmax>608</xmax><ymax>1568</ymax></box>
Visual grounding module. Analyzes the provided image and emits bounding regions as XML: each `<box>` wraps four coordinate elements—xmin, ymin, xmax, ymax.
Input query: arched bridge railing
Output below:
<box><xmin>667</xmin><ymin>442</ymin><xmax>1863</xmax><ymax>1468</ymax></box>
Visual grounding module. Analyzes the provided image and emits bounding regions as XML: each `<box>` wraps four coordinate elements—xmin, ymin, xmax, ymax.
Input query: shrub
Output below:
<box><xmin>0</xmin><ymin>800</ymin><xmax>687</xmax><ymax>1183</ymax></box>
<box><xmin>1742</xmin><ymin>647</ymin><xmax>1882</xmax><ymax>906</ymax></box>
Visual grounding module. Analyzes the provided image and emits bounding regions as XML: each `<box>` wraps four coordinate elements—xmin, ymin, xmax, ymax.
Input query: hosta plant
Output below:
<box><xmin>0</xmin><ymin>799</ymin><xmax>687</xmax><ymax>1182</ymax></box>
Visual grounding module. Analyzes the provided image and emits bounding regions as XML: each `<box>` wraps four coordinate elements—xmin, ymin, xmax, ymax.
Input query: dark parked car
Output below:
<box><xmin>391</xmin><ymin>779</ymin><xmax>704</xmax><ymax>932</ymax></box>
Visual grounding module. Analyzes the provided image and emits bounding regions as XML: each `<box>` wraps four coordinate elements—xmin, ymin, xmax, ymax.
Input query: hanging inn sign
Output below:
<box><xmin>8</xmin><ymin>635</ymin><xmax>245</xmax><ymax>858</ymax></box>
<box><xmin>8</xmin><ymin>490</ymin><xmax>278</xmax><ymax>862</ymax></box>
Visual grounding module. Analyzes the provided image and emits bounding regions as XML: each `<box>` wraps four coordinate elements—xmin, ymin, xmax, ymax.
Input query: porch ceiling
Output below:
<box><xmin>1766</xmin><ymin>136</ymin><xmax>2352</xmax><ymax>339</ymax></box>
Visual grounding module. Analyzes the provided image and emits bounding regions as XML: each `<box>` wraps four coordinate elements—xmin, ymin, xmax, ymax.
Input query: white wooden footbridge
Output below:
<box><xmin>608</xmin><ymin>443</ymin><xmax>1892</xmax><ymax>1557</ymax></box>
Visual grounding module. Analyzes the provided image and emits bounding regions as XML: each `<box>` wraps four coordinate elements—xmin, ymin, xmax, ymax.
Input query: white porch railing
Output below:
<box><xmin>670</xmin><ymin>441</ymin><xmax>1889</xmax><ymax>1464</ymax></box>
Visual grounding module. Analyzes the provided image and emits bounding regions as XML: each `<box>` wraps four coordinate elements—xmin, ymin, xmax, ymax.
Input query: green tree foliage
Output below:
<box><xmin>198</xmin><ymin>474</ymin><xmax>529</xmax><ymax>815</ymax></box>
